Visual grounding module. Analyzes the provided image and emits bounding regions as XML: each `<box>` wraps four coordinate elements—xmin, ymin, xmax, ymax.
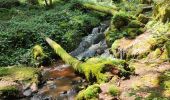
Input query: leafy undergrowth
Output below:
<box><xmin>0</xmin><ymin>0</ymin><xmax>104</xmax><ymax>66</ymax></box>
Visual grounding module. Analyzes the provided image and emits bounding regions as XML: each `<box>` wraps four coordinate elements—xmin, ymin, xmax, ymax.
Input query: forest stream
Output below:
<box><xmin>1</xmin><ymin>0</ymin><xmax>170</xmax><ymax>100</ymax></box>
<box><xmin>25</xmin><ymin>22</ymin><xmax>111</xmax><ymax>100</ymax></box>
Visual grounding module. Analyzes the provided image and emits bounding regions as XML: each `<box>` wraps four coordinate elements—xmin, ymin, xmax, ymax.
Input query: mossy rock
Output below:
<box><xmin>32</xmin><ymin>45</ymin><xmax>50</xmax><ymax>66</ymax></box>
<box><xmin>0</xmin><ymin>81</ymin><xmax>19</xmax><ymax>98</ymax></box>
<box><xmin>137</xmin><ymin>14</ymin><xmax>150</xmax><ymax>24</ymax></box>
<box><xmin>112</xmin><ymin>12</ymin><xmax>130</xmax><ymax>30</ymax></box>
<box><xmin>0</xmin><ymin>66</ymin><xmax>40</xmax><ymax>83</ymax></box>
<box><xmin>77</xmin><ymin>57</ymin><xmax>129</xmax><ymax>83</ymax></box>
<box><xmin>0</xmin><ymin>0</ymin><xmax>20</xmax><ymax>8</ymax></box>
<box><xmin>76</xmin><ymin>84</ymin><xmax>101</xmax><ymax>100</ymax></box>
<box><xmin>128</xmin><ymin>20</ymin><xmax>144</xmax><ymax>28</ymax></box>
<box><xmin>0</xmin><ymin>66</ymin><xmax>40</xmax><ymax>98</ymax></box>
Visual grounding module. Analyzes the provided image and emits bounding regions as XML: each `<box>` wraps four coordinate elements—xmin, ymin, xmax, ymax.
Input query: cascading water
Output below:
<box><xmin>70</xmin><ymin>21</ymin><xmax>114</xmax><ymax>60</ymax></box>
<box><xmin>23</xmin><ymin>21</ymin><xmax>113</xmax><ymax>100</ymax></box>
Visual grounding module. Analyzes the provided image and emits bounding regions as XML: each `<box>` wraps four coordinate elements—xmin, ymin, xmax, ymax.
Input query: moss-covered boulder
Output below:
<box><xmin>76</xmin><ymin>84</ymin><xmax>101</xmax><ymax>100</ymax></box>
<box><xmin>0</xmin><ymin>81</ymin><xmax>19</xmax><ymax>98</ymax></box>
<box><xmin>137</xmin><ymin>14</ymin><xmax>150</xmax><ymax>24</ymax></box>
<box><xmin>106</xmin><ymin>11</ymin><xmax>146</xmax><ymax>45</ymax></box>
<box><xmin>32</xmin><ymin>45</ymin><xmax>50</xmax><ymax>66</ymax></box>
<box><xmin>111</xmin><ymin>21</ymin><xmax>169</xmax><ymax>59</ymax></box>
<box><xmin>0</xmin><ymin>66</ymin><xmax>40</xmax><ymax>99</ymax></box>
<box><xmin>153</xmin><ymin>0</ymin><xmax>170</xmax><ymax>23</ymax></box>
<box><xmin>0</xmin><ymin>0</ymin><xmax>20</xmax><ymax>8</ymax></box>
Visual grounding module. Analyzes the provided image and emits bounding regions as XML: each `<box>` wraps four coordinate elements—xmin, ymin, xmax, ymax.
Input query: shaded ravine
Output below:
<box><xmin>22</xmin><ymin>21</ymin><xmax>112</xmax><ymax>100</ymax></box>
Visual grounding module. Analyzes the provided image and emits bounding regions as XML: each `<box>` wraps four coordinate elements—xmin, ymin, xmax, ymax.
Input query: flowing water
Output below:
<box><xmin>25</xmin><ymin>21</ymin><xmax>112</xmax><ymax>100</ymax></box>
<box><xmin>70</xmin><ymin>21</ymin><xmax>112</xmax><ymax>60</ymax></box>
<box><xmin>30</xmin><ymin>61</ymin><xmax>84</xmax><ymax>100</ymax></box>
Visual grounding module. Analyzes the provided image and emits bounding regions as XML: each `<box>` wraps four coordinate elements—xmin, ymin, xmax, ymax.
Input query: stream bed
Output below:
<box><xmin>29</xmin><ymin>61</ymin><xmax>85</xmax><ymax>100</ymax></box>
<box><xmin>21</xmin><ymin>21</ymin><xmax>111</xmax><ymax>100</ymax></box>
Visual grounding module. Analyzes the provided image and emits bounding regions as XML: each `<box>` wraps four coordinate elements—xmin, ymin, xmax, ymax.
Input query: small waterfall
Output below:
<box><xmin>118</xmin><ymin>48</ymin><xmax>126</xmax><ymax>60</ymax></box>
<box><xmin>70</xmin><ymin>21</ymin><xmax>109</xmax><ymax>60</ymax></box>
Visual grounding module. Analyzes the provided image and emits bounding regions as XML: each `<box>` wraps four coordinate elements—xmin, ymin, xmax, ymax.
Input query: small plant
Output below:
<box><xmin>108</xmin><ymin>85</ymin><xmax>120</xmax><ymax>96</ymax></box>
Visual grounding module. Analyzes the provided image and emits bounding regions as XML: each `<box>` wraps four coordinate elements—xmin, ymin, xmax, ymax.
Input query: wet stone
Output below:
<box><xmin>46</xmin><ymin>81</ymin><xmax>57</xmax><ymax>89</ymax></box>
<box><xmin>23</xmin><ymin>89</ymin><xmax>32</xmax><ymax>97</ymax></box>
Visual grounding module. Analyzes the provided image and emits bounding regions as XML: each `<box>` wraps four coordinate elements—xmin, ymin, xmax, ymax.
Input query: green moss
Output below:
<box><xmin>32</xmin><ymin>44</ymin><xmax>50</xmax><ymax>66</ymax></box>
<box><xmin>77</xmin><ymin>57</ymin><xmax>130</xmax><ymax>83</ymax></box>
<box><xmin>108</xmin><ymin>85</ymin><xmax>120</xmax><ymax>96</ymax></box>
<box><xmin>153</xmin><ymin>0</ymin><xmax>170</xmax><ymax>23</ymax></box>
<box><xmin>128</xmin><ymin>20</ymin><xmax>144</xmax><ymax>28</ymax></box>
<box><xmin>0</xmin><ymin>85</ymin><xmax>19</xmax><ymax>98</ymax></box>
<box><xmin>112</xmin><ymin>11</ymin><xmax>130</xmax><ymax>29</ymax></box>
<box><xmin>137</xmin><ymin>14</ymin><xmax>149</xmax><ymax>24</ymax></box>
<box><xmin>0</xmin><ymin>66</ymin><xmax>39</xmax><ymax>98</ymax></box>
<box><xmin>111</xmin><ymin>40</ymin><xmax>121</xmax><ymax>57</ymax></box>
<box><xmin>160</xmin><ymin>49</ymin><xmax>169</xmax><ymax>61</ymax></box>
<box><xmin>159</xmin><ymin>71</ymin><xmax>170</xmax><ymax>97</ymax></box>
<box><xmin>0</xmin><ymin>66</ymin><xmax>39</xmax><ymax>83</ymax></box>
<box><xmin>32</xmin><ymin>45</ymin><xmax>45</xmax><ymax>59</ymax></box>
<box><xmin>46</xmin><ymin>37</ymin><xmax>133</xmax><ymax>83</ymax></box>
<box><xmin>76</xmin><ymin>84</ymin><xmax>101</xmax><ymax>100</ymax></box>
<box><xmin>165</xmin><ymin>40</ymin><xmax>170</xmax><ymax>59</ymax></box>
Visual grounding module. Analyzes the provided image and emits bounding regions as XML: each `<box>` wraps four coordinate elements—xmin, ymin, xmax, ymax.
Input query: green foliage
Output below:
<box><xmin>0</xmin><ymin>85</ymin><xmax>19</xmax><ymax>98</ymax></box>
<box><xmin>112</xmin><ymin>11</ymin><xmax>130</xmax><ymax>29</ymax></box>
<box><xmin>0</xmin><ymin>0</ymin><xmax>20</xmax><ymax>8</ymax></box>
<box><xmin>115</xmin><ymin>0</ymin><xmax>143</xmax><ymax>16</ymax></box>
<box><xmin>153</xmin><ymin>0</ymin><xmax>170</xmax><ymax>23</ymax></box>
<box><xmin>76</xmin><ymin>84</ymin><xmax>101</xmax><ymax>100</ymax></box>
<box><xmin>165</xmin><ymin>40</ymin><xmax>170</xmax><ymax>59</ymax></box>
<box><xmin>106</xmin><ymin>11</ymin><xmax>145</xmax><ymax>45</ymax></box>
<box><xmin>108</xmin><ymin>85</ymin><xmax>120</xmax><ymax>96</ymax></box>
<box><xmin>0</xmin><ymin>1</ymin><xmax>101</xmax><ymax>66</ymax></box>
<box><xmin>157</xmin><ymin>71</ymin><xmax>170</xmax><ymax>98</ymax></box>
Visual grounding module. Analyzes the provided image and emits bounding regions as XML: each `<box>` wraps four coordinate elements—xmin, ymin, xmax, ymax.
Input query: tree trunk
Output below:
<box><xmin>44</xmin><ymin>37</ymin><xmax>131</xmax><ymax>83</ymax></box>
<box><xmin>45</xmin><ymin>37</ymin><xmax>81</xmax><ymax>69</ymax></box>
<box><xmin>82</xmin><ymin>3</ymin><xmax>117</xmax><ymax>15</ymax></box>
<box><xmin>49</xmin><ymin>0</ymin><xmax>53</xmax><ymax>6</ymax></box>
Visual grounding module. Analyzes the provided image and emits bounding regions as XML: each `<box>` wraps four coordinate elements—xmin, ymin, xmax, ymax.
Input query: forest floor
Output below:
<box><xmin>98</xmin><ymin>61</ymin><xmax>170</xmax><ymax>100</ymax></box>
<box><xmin>119</xmin><ymin>61</ymin><xmax>170</xmax><ymax>100</ymax></box>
